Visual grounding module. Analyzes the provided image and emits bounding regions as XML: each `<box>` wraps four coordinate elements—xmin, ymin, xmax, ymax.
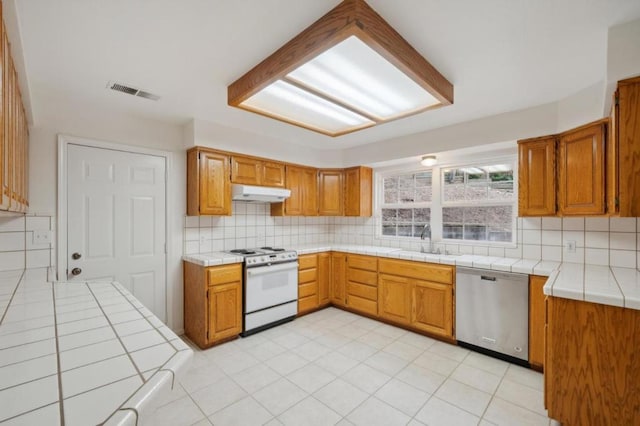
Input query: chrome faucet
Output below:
<box><xmin>420</xmin><ymin>224</ymin><xmax>433</xmax><ymax>253</ymax></box>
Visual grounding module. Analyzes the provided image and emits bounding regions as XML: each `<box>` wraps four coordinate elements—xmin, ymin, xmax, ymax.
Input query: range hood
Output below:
<box><xmin>231</xmin><ymin>184</ymin><xmax>291</xmax><ymax>203</ymax></box>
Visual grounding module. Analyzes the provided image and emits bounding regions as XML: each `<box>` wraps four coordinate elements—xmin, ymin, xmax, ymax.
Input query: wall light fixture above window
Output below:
<box><xmin>227</xmin><ymin>0</ymin><xmax>454</xmax><ymax>137</ymax></box>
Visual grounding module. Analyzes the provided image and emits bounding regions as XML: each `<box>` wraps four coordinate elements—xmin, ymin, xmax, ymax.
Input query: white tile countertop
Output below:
<box><xmin>183</xmin><ymin>244</ymin><xmax>640</xmax><ymax>311</ymax></box>
<box><xmin>0</xmin><ymin>268</ymin><xmax>193</xmax><ymax>425</ymax></box>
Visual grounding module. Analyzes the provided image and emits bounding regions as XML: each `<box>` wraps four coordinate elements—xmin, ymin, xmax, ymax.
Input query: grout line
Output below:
<box><xmin>85</xmin><ymin>283</ymin><xmax>146</xmax><ymax>382</ymax></box>
<box><xmin>51</xmin><ymin>283</ymin><xmax>66</xmax><ymax>425</ymax></box>
<box><xmin>0</xmin><ymin>269</ymin><xmax>26</xmax><ymax>325</ymax></box>
<box><xmin>0</xmin><ymin>401</ymin><xmax>60</xmax><ymax>424</ymax></box>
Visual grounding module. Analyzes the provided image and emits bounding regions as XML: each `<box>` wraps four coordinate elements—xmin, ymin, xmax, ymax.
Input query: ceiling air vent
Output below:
<box><xmin>107</xmin><ymin>81</ymin><xmax>160</xmax><ymax>101</ymax></box>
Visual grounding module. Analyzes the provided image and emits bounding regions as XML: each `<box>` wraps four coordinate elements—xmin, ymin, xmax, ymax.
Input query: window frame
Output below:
<box><xmin>375</xmin><ymin>154</ymin><xmax>518</xmax><ymax>247</ymax></box>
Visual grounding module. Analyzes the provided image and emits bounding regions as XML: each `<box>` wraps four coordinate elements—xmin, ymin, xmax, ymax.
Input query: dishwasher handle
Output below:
<box><xmin>481</xmin><ymin>275</ymin><xmax>497</xmax><ymax>282</ymax></box>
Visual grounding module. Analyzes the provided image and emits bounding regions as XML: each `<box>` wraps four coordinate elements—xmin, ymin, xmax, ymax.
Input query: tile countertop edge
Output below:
<box><xmin>183</xmin><ymin>244</ymin><xmax>640</xmax><ymax>311</ymax></box>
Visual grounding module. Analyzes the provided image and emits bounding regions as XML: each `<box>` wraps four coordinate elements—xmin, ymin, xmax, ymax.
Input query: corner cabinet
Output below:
<box><xmin>183</xmin><ymin>262</ymin><xmax>242</xmax><ymax>348</ymax></box>
<box><xmin>558</xmin><ymin>122</ymin><xmax>606</xmax><ymax>215</ymax></box>
<box><xmin>187</xmin><ymin>148</ymin><xmax>231</xmax><ymax>216</ymax></box>
<box><xmin>612</xmin><ymin>76</ymin><xmax>640</xmax><ymax>216</ymax></box>
<box><xmin>517</xmin><ymin>119</ymin><xmax>608</xmax><ymax>217</ymax></box>
<box><xmin>318</xmin><ymin>169</ymin><xmax>344</xmax><ymax>216</ymax></box>
<box><xmin>271</xmin><ymin>165</ymin><xmax>317</xmax><ymax>216</ymax></box>
<box><xmin>0</xmin><ymin>14</ymin><xmax>29</xmax><ymax>213</ymax></box>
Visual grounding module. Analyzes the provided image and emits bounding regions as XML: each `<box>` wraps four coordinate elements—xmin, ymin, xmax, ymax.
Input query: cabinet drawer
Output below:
<box><xmin>299</xmin><ymin>282</ymin><xmax>317</xmax><ymax>298</ymax></box>
<box><xmin>298</xmin><ymin>255</ymin><xmax>318</xmax><ymax>270</ymax></box>
<box><xmin>347</xmin><ymin>255</ymin><xmax>377</xmax><ymax>272</ymax></box>
<box><xmin>299</xmin><ymin>268</ymin><xmax>317</xmax><ymax>284</ymax></box>
<box><xmin>207</xmin><ymin>264</ymin><xmax>242</xmax><ymax>286</ymax></box>
<box><xmin>347</xmin><ymin>268</ymin><xmax>377</xmax><ymax>286</ymax></box>
<box><xmin>298</xmin><ymin>295</ymin><xmax>318</xmax><ymax>313</ymax></box>
<box><xmin>347</xmin><ymin>281</ymin><xmax>377</xmax><ymax>301</ymax></box>
<box><xmin>379</xmin><ymin>259</ymin><xmax>453</xmax><ymax>284</ymax></box>
<box><xmin>347</xmin><ymin>294</ymin><xmax>377</xmax><ymax>316</ymax></box>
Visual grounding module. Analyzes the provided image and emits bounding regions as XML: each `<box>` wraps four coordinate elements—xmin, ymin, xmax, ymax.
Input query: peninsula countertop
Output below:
<box><xmin>0</xmin><ymin>268</ymin><xmax>193</xmax><ymax>425</ymax></box>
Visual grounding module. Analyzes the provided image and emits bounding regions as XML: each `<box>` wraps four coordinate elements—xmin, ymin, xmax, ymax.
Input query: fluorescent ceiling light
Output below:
<box><xmin>228</xmin><ymin>0</ymin><xmax>453</xmax><ymax>137</ymax></box>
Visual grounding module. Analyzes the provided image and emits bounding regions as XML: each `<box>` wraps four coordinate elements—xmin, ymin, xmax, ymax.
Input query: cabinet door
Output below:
<box><xmin>344</xmin><ymin>167</ymin><xmax>372</xmax><ymax>217</ymax></box>
<box><xmin>317</xmin><ymin>252</ymin><xmax>331</xmax><ymax>305</ymax></box>
<box><xmin>411</xmin><ymin>280</ymin><xmax>453</xmax><ymax>338</ymax></box>
<box><xmin>318</xmin><ymin>170</ymin><xmax>343</xmax><ymax>216</ymax></box>
<box><xmin>198</xmin><ymin>151</ymin><xmax>231</xmax><ymax>215</ymax></box>
<box><xmin>301</xmin><ymin>167</ymin><xmax>318</xmax><ymax>216</ymax></box>
<box><xmin>529</xmin><ymin>275</ymin><xmax>547</xmax><ymax>369</ymax></box>
<box><xmin>262</xmin><ymin>161</ymin><xmax>286</xmax><ymax>188</ymax></box>
<box><xmin>518</xmin><ymin>138</ymin><xmax>556</xmax><ymax>216</ymax></box>
<box><xmin>616</xmin><ymin>78</ymin><xmax>640</xmax><ymax>217</ymax></box>
<box><xmin>331</xmin><ymin>252</ymin><xmax>347</xmax><ymax>306</ymax></box>
<box><xmin>231</xmin><ymin>156</ymin><xmax>262</xmax><ymax>185</ymax></box>
<box><xmin>0</xmin><ymin>27</ymin><xmax>8</xmax><ymax>211</ymax></box>
<box><xmin>378</xmin><ymin>274</ymin><xmax>411</xmax><ymax>325</ymax></box>
<box><xmin>558</xmin><ymin>122</ymin><xmax>606</xmax><ymax>215</ymax></box>
<box><xmin>284</xmin><ymin>165</ymin><xmax>303</xmax><ymax>215</ymax></box>
<box><xmin>207</xmin><ymin>281</ymin><xmax>242</xmax><ymax>342</ymax></box>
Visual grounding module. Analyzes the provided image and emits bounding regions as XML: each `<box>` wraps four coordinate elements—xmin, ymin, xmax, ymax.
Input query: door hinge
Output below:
<box><xmin>615</xmin><ymin>197</ymin><xmax>620</xmax><ymax>208</ymax></box>
<box><xmin>198</xmin><ymin>152</ymin><xmax>201</xmax><ymax>160</ymax></box>
<box><xmin>614</xmin><ymin>94</ymin><xmax>620</xmax><ymax>107</ymax></box>
<box><xmin>164</xmin><ymin>243</ymin><xmax>167</xmax><ymax>254</ymax></box>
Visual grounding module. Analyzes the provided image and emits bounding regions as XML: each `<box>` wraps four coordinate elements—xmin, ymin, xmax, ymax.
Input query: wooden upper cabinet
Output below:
<box><xmin>613</xmin><ymin>76</ymin><xmax>640</xmax><ymax>217</ymax></box>
<box><xmin>0</xmin><ymin>17</ymin><xmax>29</xmax><ymax>213</ymax></box>
<box><xmin>344</xmin><ymin>166</ymin><xmax>372</xmax><ymax>217</ymax></box>
<box><xmin>271</xmin><ymin>165</ymin><xmax>317</xmax><ymax>216</ymax></box>
<box><xmin>187</xmin><ymin>148</ymin><xmax>231</xmax><ymax>216</ymax></box>
<box><xmin>518</xmin><ymin>137</ymin><xmax>556</xmax><ymax>216</ymax></box>
<box><xmin>318</xmin><ymin>169</ymin><xmax>343</xmax><ymax>216</ymax></box>
<box><xmin>558</xmin><ymin>121</ymin><xmax>606</xmax><ymax>216</ymax></box>
<box><xmin>231</xmin><ymin>155</ymin><xmax>285</xmax><ymax>188</ymax></box>
<box><xmin>263</xmin><ymin>161</ymin><xmax>286</xmax><ymax>187</ymax></box>
<box><xmin>231</xmin><ymin>156</ymin><xmax>262</xmax><ymax>185</ymax></box>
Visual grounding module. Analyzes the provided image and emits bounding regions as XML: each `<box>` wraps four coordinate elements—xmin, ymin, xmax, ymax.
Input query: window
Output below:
<box><xmin>441</xmin><ymin>164</ymin><xmax>515</xmax><ymax>242</ymax></box>
<box><xmin>381</xmin><ymin>172</ymin><xmax>432</xmax><ymax>238</ymax></box>
<box><xmin>378</xmin><ymin>159</ymin><xmax>516</xmax><ymax>244</ymax></box>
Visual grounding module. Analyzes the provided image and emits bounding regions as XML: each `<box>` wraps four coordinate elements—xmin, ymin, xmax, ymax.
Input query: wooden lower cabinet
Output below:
<box><xmin>529</xmin><ymin>275</ymin><xmax>547</xmax><ymax>369</ymax></box>
<box><xmin>378</xmin><ymin>274</ymin><xmax>411</xmax><ymax>325</ymax></box>
<box><xmin>184</xmin><ymin>262</ymin><xmax>242</xmax><ymax>348</ymax></box>
<box><xmin>298</xmin><ymin>254</ymin><xmax>318</xmax><ymax>314</ymax></box>
<box><xmin>345</xmin><ymin>254</ymin><xmax>378</xmax><ymax>316</ymax></box>
<box><xmin>317</xmin><ymin>252</ymin><xmax>331</xmax><ymax>306</ymax></box>
<box><xmin>546</xmin><ymin>296</ymin><xmax>640</xmax><ymax>425</ymax></box>
<box><xmin>331</xmin><ymin>252</ymin><xmax>347</xmax><ymax>306</ymax></box>
<box><xmin>411</xmin><ymin>280</ymin><xmax>453</xmax><ymax>338</ymax></box>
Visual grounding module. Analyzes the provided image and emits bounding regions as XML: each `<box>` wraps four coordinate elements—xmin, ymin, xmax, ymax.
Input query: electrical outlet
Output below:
<box><xmin>33</xmin><ymin>230</ymin><xmax>52</xmax><ymax>245</ymax></box>
<box><xmin>566</xmin><ymin>240</ymin><xmax>576</xmax><ymax>253</ymax></box>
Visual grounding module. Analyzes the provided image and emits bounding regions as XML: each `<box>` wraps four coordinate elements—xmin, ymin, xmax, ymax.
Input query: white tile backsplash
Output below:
<box><xmin>0</xmin><ymin>215</ymin><xmax>53</xmax><ymax>272</ymax></box>
<box><xmin>182</xmin><ymin>208</ymin><xmax>640</xmax><ymax>269</ymax></box>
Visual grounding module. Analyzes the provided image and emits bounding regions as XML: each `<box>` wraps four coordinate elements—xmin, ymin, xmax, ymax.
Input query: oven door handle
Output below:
<box><xmin>247</xmin><ymin>262</ymin><xmax>299</xmax><ymax>277</ymax></box>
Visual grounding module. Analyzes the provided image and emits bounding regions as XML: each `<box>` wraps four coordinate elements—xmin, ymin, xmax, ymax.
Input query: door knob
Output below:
<box><xmin>72</xmin><ymin>252</ymin><xmax>82</xmax><ymax>260</ymax></box>
<box><xmin>71</xmin><ymin>268</ymin><xmax>82</xmax><ymax>276</ymax></box>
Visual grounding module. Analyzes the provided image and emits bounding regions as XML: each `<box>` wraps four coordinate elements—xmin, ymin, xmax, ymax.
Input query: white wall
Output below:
<box><xmin>556</xmin><ymin>81</ymin><xmax>606</xmax><ymax>132</ymax></box>
<box><xmin>605</xmin><ymin>17</ymin><xmax>640</xmax><ymax>112</ymax></box>
<box><xmin>28</xmin><ymin>100</ymin><xmax>187</xmax><ymax>333</ymax></box>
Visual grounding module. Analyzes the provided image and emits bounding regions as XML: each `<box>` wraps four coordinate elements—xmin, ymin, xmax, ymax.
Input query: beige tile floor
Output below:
<box><xmin>150</xmin><ymin>308</ymin><xmax>560</xmax><ymax>426</ymax></box>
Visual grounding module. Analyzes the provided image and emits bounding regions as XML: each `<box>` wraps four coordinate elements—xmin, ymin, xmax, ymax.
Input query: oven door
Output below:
<box><xmin>245</xmin><ymin>261</ymin><xmax>298</xmax><ymax>314</ymax></box>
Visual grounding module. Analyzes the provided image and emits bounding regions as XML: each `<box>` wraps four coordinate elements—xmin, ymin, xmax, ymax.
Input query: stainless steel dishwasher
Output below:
<box><xmin>455</xmin><ymin>267</ymin><xmax>529</xmax><ymax>365</ymax></box>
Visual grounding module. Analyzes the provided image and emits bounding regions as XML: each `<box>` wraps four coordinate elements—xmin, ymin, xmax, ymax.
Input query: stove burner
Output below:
<box><xmin>229</xmin><ymin>249</ymin><xmax>257</xmax><ymax>255</ymax></box>
<box><xmin>260</xmin><ymin>247</ymin><xmax>285</xmax><ymax>252</ymax></box>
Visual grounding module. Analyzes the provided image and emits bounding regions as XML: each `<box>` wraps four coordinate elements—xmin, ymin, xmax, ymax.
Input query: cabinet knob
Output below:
<box><xmin>71</xmin><ymin>268</ymin><xmax>82</xmax><ymax>276</ymax></box>
<box><xmin>72</xmin><ymin>252</ymin><xmax>82</xmax><ymax>260</ymax></box>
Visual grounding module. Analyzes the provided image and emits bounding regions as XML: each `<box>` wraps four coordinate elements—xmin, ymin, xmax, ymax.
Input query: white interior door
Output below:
<box><xmin>67</xmin><ymin>144</ymin><xmax>167</xmax><ymax>321</ymax></box>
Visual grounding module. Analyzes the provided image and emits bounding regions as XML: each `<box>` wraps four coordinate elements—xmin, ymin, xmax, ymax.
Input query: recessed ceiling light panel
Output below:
<box><xmin>228</xmin><ymin>0</ymin><xmax>453</xmax><ymax>137</ymax></box>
